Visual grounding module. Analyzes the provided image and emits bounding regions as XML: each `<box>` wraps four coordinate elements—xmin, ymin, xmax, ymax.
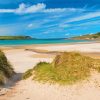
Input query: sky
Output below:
<box><xmin>0</xmin><ymin>0</ymin><xmax>100</xmax><ymax>38</ymax></box>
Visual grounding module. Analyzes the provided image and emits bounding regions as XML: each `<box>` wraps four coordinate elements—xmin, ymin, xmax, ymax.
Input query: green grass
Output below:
<box><xmin>0</xmin><ymin>50</ymin><xmax>14</xmax><ymax>85</ymax></box>
<box><xmin>33</xmin><ymin>62</ymin><xmax>58</xmax><ymax>83</ymax></box>
<box><xmin>23</xmin><ymin>52</ymin><xmax>100</xmax><ymax>85</ymax></box>
<box><xmin>23</xmin><ymin>69</ymin><xmax>33</xmax><ymax>79</ymax></box>
<box><xmin>72</xmin><ymin>32</ymin><xmax>100</xmax><ymax>40</ymax></box>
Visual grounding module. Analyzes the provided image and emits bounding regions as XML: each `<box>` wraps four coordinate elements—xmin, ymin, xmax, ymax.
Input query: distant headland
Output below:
<box><xmin>0</xmin><ymin>36</ymin><xmax>34</xmax><ymax>40</ymax></box>
<box><xmin>71</xmin><ymin>32</ymin><xmax>100</xmax><ymax>40</ymax></box>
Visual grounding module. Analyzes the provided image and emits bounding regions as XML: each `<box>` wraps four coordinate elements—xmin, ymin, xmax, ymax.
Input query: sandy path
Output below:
<box><xmin>0</xmin><ymin>49</ymin><xmax>53</xmax><ymax>99</ymax></box>
<box><xmin>4</xmin><ymin>49</ymin><xmax>53</xmax><ymax>73</ymax></box>
<box><xmin>1</xmin><ymin>71</ymin><xmax>100</xmax><ymax>100</ymax></box>
<box><xmin>0</xmin><ymin>43</ymin><xmax>100</xmax><ymax>100</ymax></box>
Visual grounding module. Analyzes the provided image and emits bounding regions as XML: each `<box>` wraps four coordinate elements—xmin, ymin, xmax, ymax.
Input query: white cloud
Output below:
<box><xmin>15</xmin><ymin>3</ymin><xmax>26</xmax><ymax>14</ymax></box>
<box><xmin>44</xmin><ymin>8</ymin><xmax>66</xmax><ymax>13</ymax></box>
<box><xmin>59</xmin><ymin>24</ymin><xmax>70</xmax><ymax>28</ymax></box>
<box><xmin>44</xmin><ymin>7</ymin><xmax>84</xmax><ymax>13</ymax></box>
<box><xmin>28</xmin><ymin>23</ymin><xmax>33</xmax><ymax>28</ymax></box>
<box><xmin>15</xmin><ymin>3</ymin><xmax>46</xmax><ymax>14</ymax></box>
<box><xmin>65</xmin><ymin>33</ymin><xmax>70</xmax><ymax>36</ymax></box>
<box><xmin>0</xmin><ymin>3</ymin><xmax>46</xmax><ymax>14</ymax></box>
<box><xmin>65</xmin><ymin>11</ymin><xmax>100</xmax><ymax>23</ymax></box>
<box><xmin>0</xmin><ymin>9</ymin><xmax>14</xmax><ymax>13</ymax></box>
<box><xmin>0</xmin><ymin>3</ymin><xmax>85</xmax><ymax>14</ymax></box>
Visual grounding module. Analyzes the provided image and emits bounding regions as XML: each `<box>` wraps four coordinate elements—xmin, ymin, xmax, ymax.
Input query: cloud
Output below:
<box><xmin>65</xmin><ymin>33</ymin><xmax>70</xmax><ymax>36</ymax></box>
<box><xmin>0</xmin><ymin>3</ymin><xmax>46</xmax><ymax>14</ymax></box>
<box><xmin>59</xmin><ymin>24</ymin><xmax>70</xmax><ymax>28</ymax></box>
<box><xmin>27</xmin><ymin>23</ymin><xmax>33</xmax><ymax>28</ymax></box>
<box><xmin>0</xmin><ymin>9</ymin><xmax>14</xmax><ymax>13</ymax></box>
<box><xmin>0</xmin><ymin>3</ymin><xmax>85</xmax><ymax>14</ymax></box>
<box><xmin>43</xmin><ymin>8</ymin><xmax>66</xmax><ymax>13</ymax></box>
<box><xmin>65</xmin><ymin>11</ymin><xmax>100</xmax><ymax>23</ymax></box>
<box><xmin>44</xmin><ymin>8</ymin><xmax>84</xmax><ymax>13</ymax></box>
<box><xmin>15</xmin><ymin>3</ymin><xmax>46</xmax><ymax>14</ymax></box>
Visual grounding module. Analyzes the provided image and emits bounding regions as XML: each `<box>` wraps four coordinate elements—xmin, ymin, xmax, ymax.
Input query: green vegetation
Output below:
<box><xmin>23</xmin><ymin>69</ymin><xmax>33</xmax><ymax>79</ymax></box>
<box><xmin>0</xmin><ymin>36</ymin><xmax>33</xmax><ymax>40</ymax></box>
<box><xmin>72</xmin><ymin>32</ymin><xmax>100</xmax><ymax>40</ymax></box>
<box><xmin>23</xmin><ymin>52</ymin><xmax>100</xmax><ymax>85</ymax></box>
<box><xmin>0</xmin><ymin>50</ymin><xmax>14</xmax><ymax>85</ymax></box>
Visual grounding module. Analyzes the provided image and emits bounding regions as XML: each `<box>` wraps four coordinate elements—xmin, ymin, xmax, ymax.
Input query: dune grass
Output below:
<box><xmin>23</xmin><ymin>69</ymin><xmax>33</xmax><ymax>79</ymax></box>
<box><xmin>23</xmin><ymin>52</ymin><xmax>100</xmax><ymax>85</ymax></box>
<box><xmin>0</xmin><ymin>50</ymin><xmax>14</xmax><ymax>85</ymax></box>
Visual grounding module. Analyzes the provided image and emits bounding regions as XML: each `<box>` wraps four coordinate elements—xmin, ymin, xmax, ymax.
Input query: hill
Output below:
<box><xmin>0</xmin><ymin>50</ymin><xmax>14</xmax><ymax>85</ymax></box>
<box><xmin>0</xmin><ymin>36</ymin><xmax>33</xmax><ymax>40</ymax></box>
<box><xmin>71</xmin><ymin>32</ymin><xmax>100</xmax><ymax>40</ymax></box>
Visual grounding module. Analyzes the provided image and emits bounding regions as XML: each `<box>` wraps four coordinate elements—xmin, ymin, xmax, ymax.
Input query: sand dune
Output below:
<box><xmin>0</xmin><ymin>42</ymin><xmax>100</xmax><ymax>100</ymax></box>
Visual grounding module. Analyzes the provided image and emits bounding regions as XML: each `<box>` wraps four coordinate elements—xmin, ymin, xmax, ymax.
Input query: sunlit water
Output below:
<box><xmin>0</xmin><ymin>39</ymin><xmax>90</xmax><ymax>46</ymax></box>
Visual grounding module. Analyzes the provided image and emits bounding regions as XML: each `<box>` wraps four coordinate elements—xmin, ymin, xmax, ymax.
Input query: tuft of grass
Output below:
<box><xmin>0</xmin><ymin>50</ymin><xmax>14</xmax><ymax>85</ymax></box>
<box><xmin>24</xmin><ymin>52</ymin><xmax>100</xmax><ymax>85</ymax></box>
<box><xmin>0</xmin><ymin>71</ymin><xmax>5</xmax><ymax>85</ymax></box>
<box><xmin>23</xmin><ymin>69</ymin><xmax>33</xmax><ymax>79</ymax></box>
<box><xmin>32</xmin><ymin>62</ymin><xmax>57</xmax><ymax>83</ymax></box>
<box><xmin>92</xmin><ymin>59</ymin><xmax>100</xmax><ymax>72</ymax></box>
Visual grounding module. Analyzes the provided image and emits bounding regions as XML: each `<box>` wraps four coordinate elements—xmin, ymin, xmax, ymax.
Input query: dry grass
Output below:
<box><xmin>23</xmin><ymin>52</ymin><xmax>100</xmax><ymax>85</ymax></box>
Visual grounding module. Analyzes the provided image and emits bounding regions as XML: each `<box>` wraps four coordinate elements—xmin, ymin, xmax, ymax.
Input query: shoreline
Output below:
<box><xmin>0</xmin><ymin>41</ymin><xmax>100</xmax><ymax>54</ymax></box>
<box><xmin>0</xmin><ymin>40</ymin><xmax>99</xmax><ymax>48</ymax></box>
<box><xmin>0</xmin><ymin>41</ymin><xmax>99</xmax><ymax>60</ymax></box>
<box><xmin>0</xmin><ymin>40</ymin><xmax>99</xmax><ymax>47</ymax></box>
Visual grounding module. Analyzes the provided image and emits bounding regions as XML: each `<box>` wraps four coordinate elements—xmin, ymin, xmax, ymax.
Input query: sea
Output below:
<box><xmin>0</xmin><ymin>39</ymin><xmax>90</xmax><ymax>46</ymax></box>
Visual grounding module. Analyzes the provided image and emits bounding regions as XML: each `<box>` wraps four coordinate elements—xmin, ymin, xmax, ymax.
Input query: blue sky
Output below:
<box><xmin>0</xmin><ymin>0</ymin><xmax>100</xmax><ymax>38</ymax></box>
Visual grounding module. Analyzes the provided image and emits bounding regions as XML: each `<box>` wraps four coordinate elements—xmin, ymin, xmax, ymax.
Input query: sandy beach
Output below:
<box><xmin>0</xmin><ymin>42</ymin><xmax>100</xmax><ymax>100</ymax></box>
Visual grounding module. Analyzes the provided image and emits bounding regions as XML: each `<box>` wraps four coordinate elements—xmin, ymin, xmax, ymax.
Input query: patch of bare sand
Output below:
<box><xmin>1</xmin><ymin>71</ymin><xmax>100</xmax><ymax>100</ymax></box>
<box><xmin>32</xmin><ymin>54</ymin><xmax>55</xmax><ymax>58</ymax></box>
<box><xmin>3</xmin><ymin>49</ymin><xmax>53</xmax><ymax>73</ymax></box>
<box><xmin>35</xmin><ymin>42</ymin><xmax>100</xmax><ymax>53</ymax></box>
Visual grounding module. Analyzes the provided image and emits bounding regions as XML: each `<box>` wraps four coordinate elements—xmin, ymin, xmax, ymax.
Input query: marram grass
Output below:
<box><xmin>23</xmin><ymin>52</ymin><xmax>100</xmax><ymax>85</ymax></box>
<box><xmin>0</xmin><ymin>50</ymin><xmax>14</xmax><ymax>85</ymax></box>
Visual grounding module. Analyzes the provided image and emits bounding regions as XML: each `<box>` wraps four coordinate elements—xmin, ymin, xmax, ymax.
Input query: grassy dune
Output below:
<box><xmin>23</xmin><ymin>52</ymin><xmax>100</xmax><ymax>85</ymax></box>
<box><xmin>0</xmin><ymin>50</ymin><xmax>14</xmax><ymax>85</ymax></box>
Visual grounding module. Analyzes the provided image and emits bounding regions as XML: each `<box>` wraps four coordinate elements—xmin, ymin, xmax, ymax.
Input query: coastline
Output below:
<box><xmin>0</xmin><ymin>40</ymin><xmax>99</xmax><ymax>47</ymax></box>
<box><xmin>0</xmin><ymin>39</ymin><xmax>98</xmax><ymax>47</ymax></box>
<box><xmin>0</xmin><ymin>41</ymin><xmax>99</xmax><ymax>53</ymax></box>
<box><xmin>0</xmin><ymin>41</ymin><xmax>99</xmax><ymax>60</ymax></box>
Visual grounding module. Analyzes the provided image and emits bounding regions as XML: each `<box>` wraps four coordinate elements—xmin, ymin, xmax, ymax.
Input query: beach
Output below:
<box><xmin>0</xmin><ymin>42</ymin><xmax>100</xmax><ymax>100</ymax></box>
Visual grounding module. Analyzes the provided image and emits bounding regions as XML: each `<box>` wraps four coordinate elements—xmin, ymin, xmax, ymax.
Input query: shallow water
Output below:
<box><xmin>0</xmin><ymin>39</ymin><xmax>90</xmax><ymax>45</ymax></box>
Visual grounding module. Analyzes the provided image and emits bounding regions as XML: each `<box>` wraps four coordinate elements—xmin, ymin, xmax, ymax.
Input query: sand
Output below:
<box><xmin>35</xmin><ymin>42</ymin><xmax>100</xmax><ymax>53</ymax></box>
<box><xmin>0</xmin><ymin>42</ymin><xmax>100</xmax><ymax>100</ymax></box>
<box><xmin>4</xmin><ymin>49</ymin><xmax>53</xmax><ymax>73</ymax></box>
